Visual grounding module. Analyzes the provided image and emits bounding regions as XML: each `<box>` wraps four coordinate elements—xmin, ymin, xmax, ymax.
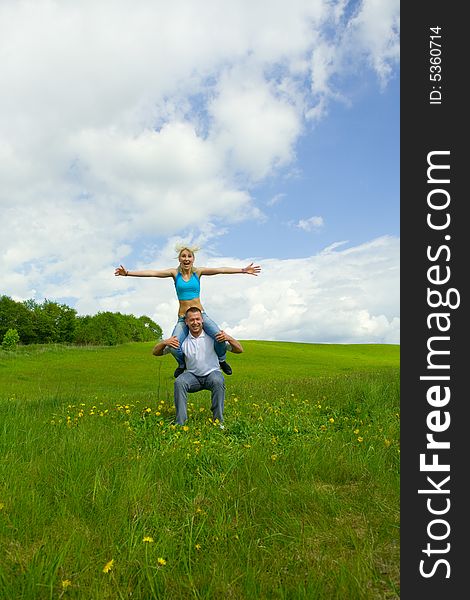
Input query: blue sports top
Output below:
<box><xmin>174</xmin><ymin>271</ymin><xmax>201</xmax><ymax>301</ymax></box>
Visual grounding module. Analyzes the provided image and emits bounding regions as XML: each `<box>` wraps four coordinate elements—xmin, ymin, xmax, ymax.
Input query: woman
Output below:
<box><xmin>114</xmin><ymin>245</ymin><xmax>260</xmax><ymax>377</ymax></box>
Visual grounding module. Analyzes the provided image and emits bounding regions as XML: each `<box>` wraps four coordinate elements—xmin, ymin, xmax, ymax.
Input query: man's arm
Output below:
<box><xmin>215</xmin><ymin>331</ymin><xmax>243</xmax><ymax>354</ymax></box>
<box><xmin>152</xmin><ymin>336</ymin><xmax>179</xmax><ymax>356</ymax></box>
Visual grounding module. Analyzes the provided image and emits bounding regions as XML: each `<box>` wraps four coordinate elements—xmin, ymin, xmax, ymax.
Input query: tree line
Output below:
<box><xmin>0</xmin><ymin>295</ymin><xmax>162</xmax><ymax>347</ymax></box>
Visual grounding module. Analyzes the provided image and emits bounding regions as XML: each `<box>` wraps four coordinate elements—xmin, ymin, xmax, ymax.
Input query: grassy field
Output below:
<box><xmin>0</xmin><ymin>341</ymin><xmax>400</xmax><ymax>599</ymax></box>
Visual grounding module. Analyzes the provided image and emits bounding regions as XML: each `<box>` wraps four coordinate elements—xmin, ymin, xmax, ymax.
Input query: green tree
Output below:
<box><xmin>139</xmin><ymin>316</ymin><xmax>162</xmax><ymax>341</ymax></box>
<box><xmin>23</xmin><ymin>299</ymin><xmax>77</xmax><ymax>343</ymax></box>
<box><xmin>0</xmin><ymin>296</ymin><xmax>34</xmax><ymax>342</ymax></box>
<box><xmin>0</xmin><ymin>294</ymin><xmax>162</xmax><ymax>346</ymax></box>
<box><xmin>73</xmin><ymin>312</ymin><xmax>124</xmax><ymax>345</ymax></box>
<box><xmin>2</xmin><ymin>328</ymin><xmax>20</xmax><ymax>350</ymax></box>
<box><xmin>73</xmin><ymin>312</ymin><xmax>162</xmax><ymax>345</ymax></box>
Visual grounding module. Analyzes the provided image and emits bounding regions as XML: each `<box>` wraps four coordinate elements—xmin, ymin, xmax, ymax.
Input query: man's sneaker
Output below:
<box><xmin>219</xmin><ymin>361</ymin><xmax>232</xmax><ymax>375</ymax></box>
<box><xmin>174</xmin><ymin>366</ymin><xmax>185</xmax><ymax>378</ymax></box>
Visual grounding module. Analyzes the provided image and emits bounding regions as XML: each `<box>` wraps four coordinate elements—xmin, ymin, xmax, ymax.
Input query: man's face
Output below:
<box><xmin>185</xmin><ymin>311</ymin><xmax>203</xmax><ymax>336</ymax></box>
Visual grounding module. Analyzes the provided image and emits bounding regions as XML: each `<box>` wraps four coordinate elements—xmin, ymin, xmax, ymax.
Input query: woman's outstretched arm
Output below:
<box><xmin>198</xmin><ymin>263</ymin><xmax>261</xmax><ymax>277</ymax></box>
<box><xmin>114</xmin><ymin>265</ymin><xmax>176</xmax><ymax>278</ymax></box>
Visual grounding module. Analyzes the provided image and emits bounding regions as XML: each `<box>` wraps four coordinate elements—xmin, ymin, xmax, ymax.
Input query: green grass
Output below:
<box><xmin>0</xmin><ymin>341</ymin><xmax>400</xmax><ymax>599</ymax></box>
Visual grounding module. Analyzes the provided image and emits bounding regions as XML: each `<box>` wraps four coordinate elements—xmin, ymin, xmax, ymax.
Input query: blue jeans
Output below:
<box><xmin>169</xmin><ymin>312</ymin><xmax>227</xmax><ymax>368</ymax></box>
<box><xmin>174</xmin><ymin>370</ymin><xmax>225</xmax><ymax>425</ymax></box>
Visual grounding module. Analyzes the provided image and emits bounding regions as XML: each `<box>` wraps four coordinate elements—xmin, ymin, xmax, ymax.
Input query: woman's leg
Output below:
<box><xmin>169</xmin><ymin>317</ymin><xmax>188</xmax><ymax>368</ymax></box>
<box><xmin>201</xmin><ymin>312</ymin><xmax>227</xmax><ymax>362</ymax></box>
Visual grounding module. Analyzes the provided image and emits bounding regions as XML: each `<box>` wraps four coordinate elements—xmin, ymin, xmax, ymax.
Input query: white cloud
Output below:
<box><xmin>296</xmin><ymin>216</ymin><xmax>325</xmax><ymax>232</ymax></box>
<box><xmin>347</xmin><ymin>0</ymin><xmax>400</xmax><ymax>88</ymax></box>
<box><xmin>266</xmin><ymin>193</ymin><xmax>286</xmax><ymax>207</ymax></box>
<box><xmin>223</xmin><ymin>235</ymin><xmax>400</xmax><ymax>344</ymax></box>
<box><xmin>306</xmin><ymin>0</ymin><xmax>399</xmax><ymax>118</ymax></box>
<box><xmin>71</xmin><ymin>122</ymin><xmax>259</xmax><ymax>234</ymax></box>
<box><xmin>208</xmin><ymin>66</ymin><xmax>302</xmax><ymax>181</ymax></box>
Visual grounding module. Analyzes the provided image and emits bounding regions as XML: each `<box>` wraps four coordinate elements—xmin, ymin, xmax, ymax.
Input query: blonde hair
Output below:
<box><xmin>175</xmin><ymin>244</ymin><xmax>200</xmax><ymax>256</ymax></box>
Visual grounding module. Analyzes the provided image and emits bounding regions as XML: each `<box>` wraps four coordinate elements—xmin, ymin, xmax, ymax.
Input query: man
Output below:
<box><xmin>152</xmin><ymin>306</ymin><xmax>243</xmax><ymax>427</ymax></box>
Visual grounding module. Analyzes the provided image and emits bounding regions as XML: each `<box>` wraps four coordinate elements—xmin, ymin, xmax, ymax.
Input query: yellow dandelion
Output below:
<box><xmin>329</xmin><ymin>417</ymin><xmax>335</xmax><ymax>424</ymax></box>
<box><xmin>182</xmin><ymin>425</ymin><xmax>189</xmax><ymax>432</ymax></box>
<box><xmin>157</xmin><ymin>557</ymin><xmax>167</xmax><ymax>566</ymax></box>
<box><xmin>195</xmin><ymin>543</ymin><xmax>202</xmax><ymax>551</ymax></box>
<box><xmin>357</xmin><ymin>436</ymin><xmax>364</xmax><ymax>443</ymax></box>
<box><xmin>384</xmin><ymin>439</ymin><xmax>391</xmax><ymax>447</ymax></box>
<box><xmin>353</xmin><ymin>429</ymin><xmax>360</xmax><ymax>435</ymax></box>
<box><xmin>143</xmin><ymin>536</ymin><xmax>154</xmax><ymax>543</ymax></box>
<box><xmin>61</xmin><ymin>580</ymin><xmax>72</xmax><ymax>590</ymax></box>
<box><xmin>320</xmin><ymin>425</ymin><xmax>327</xmax><ymax>431</ymax></box>
<box><xmin>102</xmin><ymin>559</ymin><xmax>114</xmax><ymax>573</ymax></box>
<box><xmin>156</xmin><ymin>411</ymin><xmax>161</xmax><ymax>416</ymax></box>
<box><xmin>271</xmin><ymin>454</ymin><xmax>278</xmax><ymax>461</ymax></box>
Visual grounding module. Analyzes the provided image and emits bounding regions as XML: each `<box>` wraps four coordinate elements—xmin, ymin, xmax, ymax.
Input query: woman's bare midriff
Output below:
<box><xmin>178</xmin><ymin>298</ymin><xmax>204</xmax><ymax>317</ymax></box>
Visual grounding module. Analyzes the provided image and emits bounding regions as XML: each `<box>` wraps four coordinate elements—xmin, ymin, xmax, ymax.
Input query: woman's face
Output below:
<box><xmin>178</xmin><ymin>249</ymin><xmax>194</xmax><ymax>269</ymax></box>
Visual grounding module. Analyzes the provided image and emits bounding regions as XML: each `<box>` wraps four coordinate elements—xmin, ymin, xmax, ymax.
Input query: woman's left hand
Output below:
<box><xmin>243</xmin><ymin>263</ymin><xmax>261</xmax><ymax>276</ymax></box>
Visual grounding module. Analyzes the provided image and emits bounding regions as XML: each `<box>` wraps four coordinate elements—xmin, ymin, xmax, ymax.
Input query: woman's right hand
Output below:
<box><xmin>114</xmin><ymin>264</ymin><xmax>128</xmax><ymax>276</ymax></box>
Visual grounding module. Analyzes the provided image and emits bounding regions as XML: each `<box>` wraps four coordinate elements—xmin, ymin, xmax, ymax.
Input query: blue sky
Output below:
<box><xmin>0</xmin><ymin>0</ymin><xmax>400</xmax><ymax>344</ymax></box>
